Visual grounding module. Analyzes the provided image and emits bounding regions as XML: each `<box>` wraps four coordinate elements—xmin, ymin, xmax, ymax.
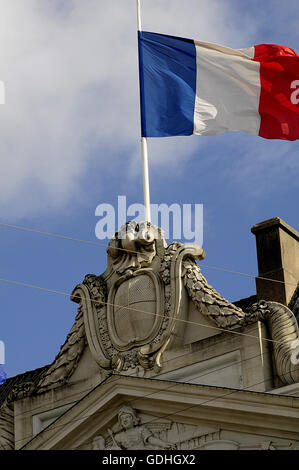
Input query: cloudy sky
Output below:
<box><xmin>0</xmin><ymin>0</ymin><xmax>298</xmax><ymax>378</ymax></box>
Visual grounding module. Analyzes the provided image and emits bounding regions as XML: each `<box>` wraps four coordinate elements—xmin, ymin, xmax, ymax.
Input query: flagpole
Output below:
<box><xmin>137</xmin><ymin>0</ymin><xmax>151</xmax><ymax>223</ymax></box>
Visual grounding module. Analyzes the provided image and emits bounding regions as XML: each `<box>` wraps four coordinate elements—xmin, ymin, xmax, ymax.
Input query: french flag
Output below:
<box><xmin>138</xmin><ymin>31</ymin><xmax>299</xmax><ymax>140</ymax></box>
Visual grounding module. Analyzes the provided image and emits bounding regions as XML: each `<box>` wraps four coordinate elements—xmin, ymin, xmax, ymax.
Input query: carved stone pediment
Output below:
<box><xmin>91</xmin><ymin>403</ymin><xmax>299</xmax><ymax>451</ymax></box>
<box><xmin>20</xmin><ymin>372</ymin><xmax>299</xmax><ymax>450</ymax></box>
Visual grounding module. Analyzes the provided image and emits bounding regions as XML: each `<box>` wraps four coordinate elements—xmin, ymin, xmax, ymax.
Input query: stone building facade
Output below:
<box><xmin>0</xmin><ymin>217</ymin><xmax>299</xmax><ymax>450</ymax></box>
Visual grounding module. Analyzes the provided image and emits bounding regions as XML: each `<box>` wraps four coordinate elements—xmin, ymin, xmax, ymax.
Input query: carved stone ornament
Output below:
<box><xmin>92</xmin><ymin>405</ymin><xmax>221</xmax><ymax>450</ymax></box>
<box><xmin>71</xmin><ymin>221</ymin><xmax>205</xmax><ymax>372</ymax></box>
<box><xmin>7</xmin><ymin>382</ymin><xmax>36</xmax><ymax>403</ymax></box>
<box><xmin>92</xmin><ymin>405</ymin><xmax>299</xmax><ymax>451</ymax></box>
<box><xmin>68</xmin><ymin>220</ymin><xmax>299</xmax><ymax>382</ymax></box>
<box><xmin>261</xmin><ymin>441</ymin><xmax>276</xmax><ymax>450</ymax></box>
<box><xmin>34</xmin><ymin>221</ymin><xmax>299</xmax><ymax>386</ymax></box>
<box><xmin>38</xmin><ymin>306</ymin><xmax>86</xmax><ymax>391</ymax></box>
<box><xmin>0</xmin><ymin>402</ymin><xmax>14</xmax><ymax>450</ymax></box>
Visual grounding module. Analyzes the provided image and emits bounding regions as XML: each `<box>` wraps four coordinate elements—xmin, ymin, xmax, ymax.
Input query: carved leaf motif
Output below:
<box><xmin>38</xmin><ymin>306</ymin><xmax>86</xmax><ymax>391</ymax></box>
<box><xmin>183</xmin><ymin>258</ymin><xmax>247</xmax><ymax>329</ymax></box>
<box><xmin>200</xmin><ymin>304</ymin><xmax>210</xmax><ymax>316</ymax></box>
<box><xmin>204</xmin><ymin>294</ymin><xmax>214</xmax><ymax>304</ymax></box>
<box><xmin>0</xmin><ymin>402</ymin><xmax>14</xmax><ymax>450</ymax></box>
<box><xmin>196</xmin><ymin>291</ymin><xmax>204</xmax><ymax>302</ymax></box>
<box><xmin>207</xmin><ymin>304</ymin><xmax>221</xmax><ymax>316</ymax></box>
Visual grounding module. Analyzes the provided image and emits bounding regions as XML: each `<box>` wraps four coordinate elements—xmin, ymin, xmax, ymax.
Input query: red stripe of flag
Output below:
<box><xmin>253</xmin><ymin>44</ymin><xmax>299</xmax><ymax>140</ymax></box>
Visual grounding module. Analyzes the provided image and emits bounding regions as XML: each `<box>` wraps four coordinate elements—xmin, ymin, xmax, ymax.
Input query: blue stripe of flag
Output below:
<box><xmin>138</xmin><ymin>31</ymin><xmax>197</xmax><ymax>137</ymax></box>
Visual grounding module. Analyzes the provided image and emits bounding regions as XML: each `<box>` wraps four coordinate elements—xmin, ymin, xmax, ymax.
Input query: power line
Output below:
<box><xmin>0</xmin><ymin>222</ymin><xmax>137</xmax><ymax>254</ymax></box>
<box><xmin>0</xmin><ymin>275</ymin><xmax>289</xmax><ymax>347</ymax></box>
<box><xmin>200</xmin><ymin>264</ymin><xmax>298</xmax><ymax>288</ymax></box>
<box><xmin>9</xmin><ymin>332</ymin><xmax>277</xmax><ymax>422</ymax></box>
<box><xmin>17</xmin><ymin>364</ymin><xmax>299</xmax><ymax>450</ymax></box>
<box><xmin>0</xmin><ymin>222</ymin><xmax>297</xmax><ymax>448</ymax></box>
<box><xmin>0</xmin><ymin>221</ymin><xmax>297</xmax><ymax>288</ymax></box>
<box><xmin>2</xmin><ymin>309</ymin><xmax>297</xmax><ymax>446</ymax></box>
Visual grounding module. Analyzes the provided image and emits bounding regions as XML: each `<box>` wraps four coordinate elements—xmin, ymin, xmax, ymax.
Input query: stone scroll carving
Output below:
<box><xmin>183</xmin><ymin>257</ymin><xmax>299</xmax><ymax>385</ymax></box>
<box><xmin>72</xmin><ymin>221</ymin><xmax>205</xmax><ymax>372</ymax></box>
<box><xmin>32</xmin><ymin>220</ymin><xmax>299</xmax><ymax>389</ymax></box>
<box><xmin>70</xmin><ymin>221</ymin><xmax>299</xmax><ymax>383</ymax></box>
<box><xmin>246</xmin><ymin>300</ymin><xmax>299</xmax><ymax>385</ymax></box>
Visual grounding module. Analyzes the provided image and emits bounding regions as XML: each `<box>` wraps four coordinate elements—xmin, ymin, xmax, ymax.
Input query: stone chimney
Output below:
<box><xmin>251</xmin><ymin>217</ymin><xmax>299</xmax><ymax>305</ymax></box>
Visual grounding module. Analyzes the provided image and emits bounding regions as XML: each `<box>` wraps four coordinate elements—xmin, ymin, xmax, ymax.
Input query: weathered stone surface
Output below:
<box><xmin>251</xmin><ymin>217</ymin><xmax>299</xmax><ymax>305</ymax></box>
<box><xmin>18</xmin><ymin>375</ymin><xmax>299</xmax><ymax>451</ymax></box>
<box><xmin>0</xmin><ymin>402</ymin><xmax>14</xmax><ymax>450</ymax></box>
<box><xmin>289</xmin><ymin>282</ymin><xmax>299</xmax><ymax>321</ymax></box>
<box><xmin>38</xmin><ymin>306</ymin><xmax>86</xmax><ymax>392</ymax></box>
<box><xmin>1</xmin><ymin>219</ymin><xmax>299</xmax><ymax>451</ymax></box>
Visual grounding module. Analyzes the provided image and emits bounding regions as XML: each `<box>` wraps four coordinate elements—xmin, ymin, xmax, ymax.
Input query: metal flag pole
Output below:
<box><xmin>137</xmin><ymin>0</ymin><xmax>151</xmax><ymax>223</ymax></box>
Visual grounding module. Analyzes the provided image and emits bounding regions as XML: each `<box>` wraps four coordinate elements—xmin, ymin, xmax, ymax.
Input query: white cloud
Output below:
<box><xmin>0</xmin><ymin>0</ymin><xmax>295</xmax><ymax>218</ymax></box>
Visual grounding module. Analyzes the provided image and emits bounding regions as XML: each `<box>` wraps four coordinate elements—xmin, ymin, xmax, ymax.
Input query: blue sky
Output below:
<box><xmin>0</xmin><ymin>0</ymin><xmax>298</xmax><ymax>378</ymax></box>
